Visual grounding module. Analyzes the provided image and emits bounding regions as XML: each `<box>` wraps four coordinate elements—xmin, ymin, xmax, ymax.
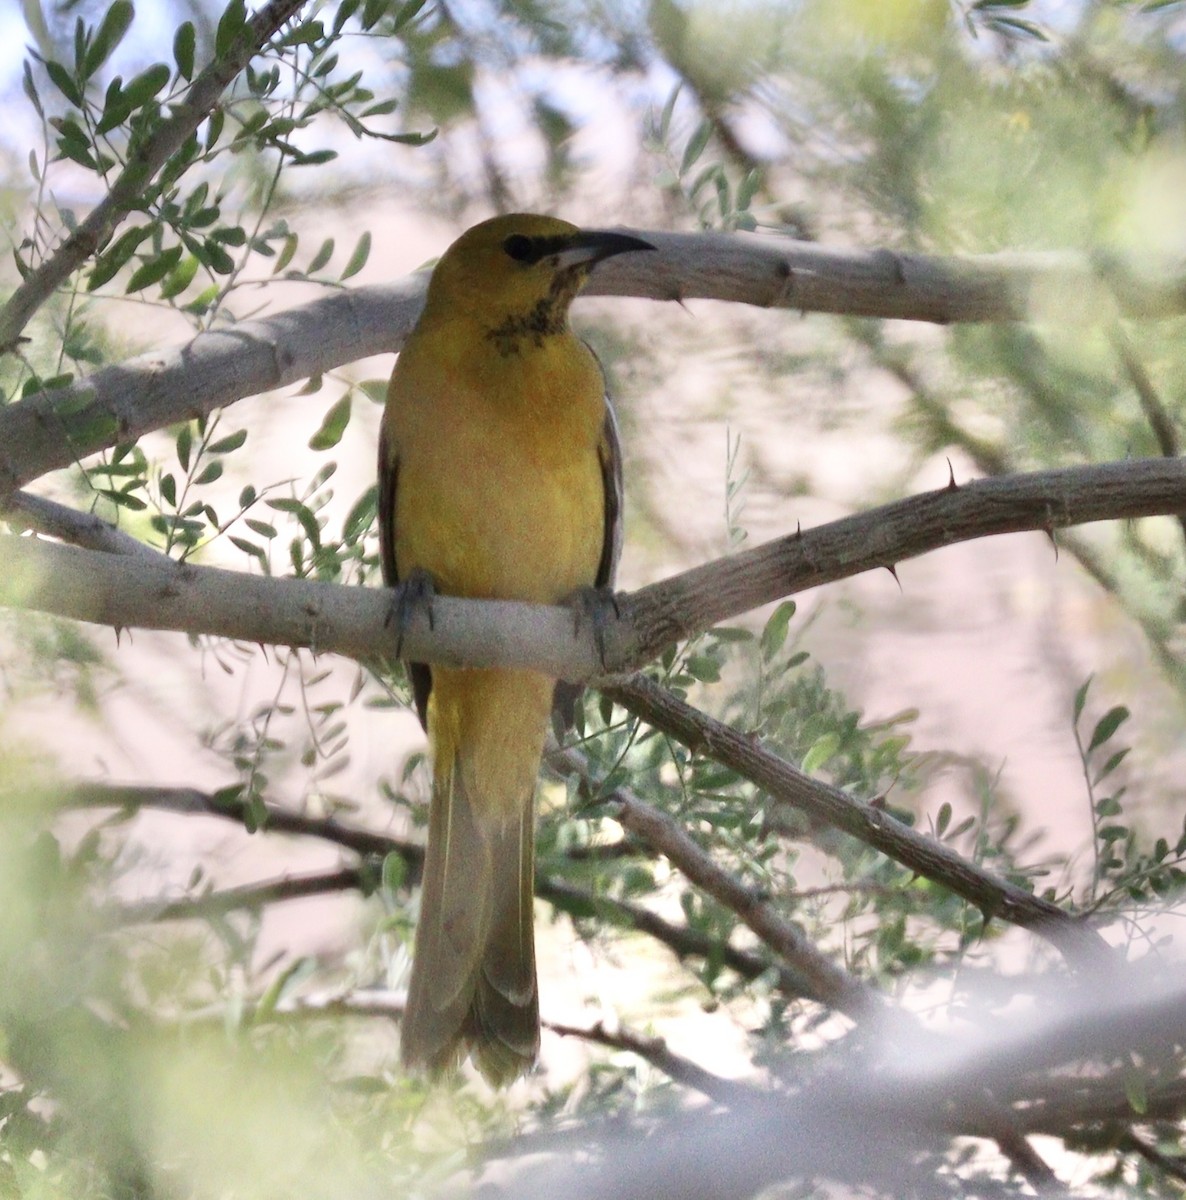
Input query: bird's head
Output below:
<box><xmin>420</xmin><ymin>214</ymin><xmax>654</xmax><ymax>351</ymax></box>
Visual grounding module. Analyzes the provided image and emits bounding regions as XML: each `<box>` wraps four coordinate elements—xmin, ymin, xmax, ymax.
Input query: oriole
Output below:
<box><xmin>379</xmin><ymin>214</ymin><xmax>653</xmax><ymax>1083</ymax></box>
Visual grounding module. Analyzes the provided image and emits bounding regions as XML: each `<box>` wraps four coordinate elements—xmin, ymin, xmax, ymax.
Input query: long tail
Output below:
<box><xmin>400</xmin><ymin>668</ymin><xmax>552</xmax><ymax>1085</ymax></box>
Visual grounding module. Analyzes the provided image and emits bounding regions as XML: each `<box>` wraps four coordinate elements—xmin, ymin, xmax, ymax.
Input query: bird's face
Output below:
<box><xmin>421</xmin><ymin>214</ymin><xmax>653</xmax><ymax>348</ymax></box>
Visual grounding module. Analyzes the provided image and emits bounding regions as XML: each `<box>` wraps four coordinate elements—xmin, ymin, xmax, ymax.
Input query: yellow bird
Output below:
<box><xmin>379</xmin><ymin>214</ymin><xmax>653</xmax><ymax>1083</ymax></box>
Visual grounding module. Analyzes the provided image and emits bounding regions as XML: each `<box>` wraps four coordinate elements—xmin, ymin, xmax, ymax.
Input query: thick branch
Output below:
<box><xmin>4</xmin><ymin>458</ymin><xmax>1186</xmax><ymax>685</ymax></box>
<box><xmin>0</xmin><ymin>0</ymin><xmax>312</xmax><ymax>354</ymax></box>
<box><xmin>2</xmin><ymin>235</ymin><xmax>1185</xmax><ymax>500</ymax></box>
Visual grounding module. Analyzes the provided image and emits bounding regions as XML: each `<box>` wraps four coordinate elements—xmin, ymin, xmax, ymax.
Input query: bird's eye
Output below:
<box><xmin>503</xmin><ymin>234</ymin><xmax>535</xmax><ymax>263</ymax></box>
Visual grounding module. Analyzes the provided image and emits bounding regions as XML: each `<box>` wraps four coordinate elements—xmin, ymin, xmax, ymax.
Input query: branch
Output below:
<box><xmin>119</xmin><ymin>865</ymin><xmax>364</xmax><ymax>923</ymax></box>
<box><xmin>2</xmin><ymin>491</ymin><xmax>166</xmax><ymax>559</ymax></box>
<box><xmin>545</xmin><ymin>1018</ymin><xmax>754</xmax><ymax>1105</ymax></box>
<box><xmin>603</xmin><ymin>672</ymin><xmax>1109</xmax><ymax>967</ymax></box>
<box><xmin>0</xmin><ymin>0</ymin><xmax>313</xmax><ymax>354</ymax></box>
<box><xmin>69</xmin><ymin>780</ymin><xmax>422</xmax><ymax>866</ymax></box>
<box><xmin>2</xmin><ymin>235</ymin><xmax>1185</xmax><ymax>499</ymax></box>
<box><xmin>183</xmin><ymin>987</ymin><xmax>749</xmax><ymax>1105</ymax></box>
<box><xmin>540</xmin><ymin>876</ymin><xmax>810</xmax><ymax>1000</ymax></box>
<box><xmin>552</xmin><ymin>746</ymin><xmax>881</xmax><ymax>1021</ymax></box>
<box><xmin>4</xmin><ymin>457</ymin><xmax>1186</xmax><ymax>685</ymax></box>
<box><xmin>76</xmin><ymin>780</ymin><xmax>799</xmax><ymax>997</ymax></box>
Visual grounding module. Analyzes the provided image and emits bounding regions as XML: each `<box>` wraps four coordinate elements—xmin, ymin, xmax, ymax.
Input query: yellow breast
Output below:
<box><xmin>383</xmin><ymin>324</ymin><xmax>608</xmax><ymax>605</ymax></box>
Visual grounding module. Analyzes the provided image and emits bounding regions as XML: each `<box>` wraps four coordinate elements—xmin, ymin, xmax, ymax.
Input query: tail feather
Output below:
<box><xmin>401</xmin><ymin>671</ymin><xmax>543</xmax><ymax>1084</ymax></box>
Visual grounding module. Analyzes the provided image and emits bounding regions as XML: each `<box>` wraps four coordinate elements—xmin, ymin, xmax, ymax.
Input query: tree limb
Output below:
<box><xmin>4</xmin><ymin>457</ymin><xmax>1186</xmax><ymax>688</ymax></box>
<box><xmin>2</xmin><ymin>234</ymin><xmax>1185</xmax><ymax>501</ymax></box>
<box><xmin>0</xmin><ymin>0</ymin><xmax>313</xmax><ymax>355</ymax></box>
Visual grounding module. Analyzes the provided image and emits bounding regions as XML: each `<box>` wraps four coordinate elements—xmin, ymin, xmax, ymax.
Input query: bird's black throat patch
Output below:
<box><xmin>485</xmin><ymin>266</ymin><xmax>587</xmax><ymax>356</ymax></box>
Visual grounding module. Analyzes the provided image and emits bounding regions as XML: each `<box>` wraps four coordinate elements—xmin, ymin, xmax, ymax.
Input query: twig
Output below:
<box><xmin>0</xmin><ymin>0</ymin><xmax>312</xmax><ymax>354</ymax></box>
<box><xmin>546</xmin><ymin>1018</ymin><xmax>754</xmax><ymax>1105</ymax></box>
<box><xmin>70</xmin><ymin>781</ymin><xmax>422</xmax><ymax>869</ymax></box>
<box><xmin>118</xmin><ymin>865</ymin><xmax>365</xmax><ymax>923</ymax></box>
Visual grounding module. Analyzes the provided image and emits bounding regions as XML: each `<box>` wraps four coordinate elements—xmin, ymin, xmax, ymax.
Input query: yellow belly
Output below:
<box><xmin>385</xmin><ymin>330</ymin><xmax>608</xmax><ymax>605</ymax></box>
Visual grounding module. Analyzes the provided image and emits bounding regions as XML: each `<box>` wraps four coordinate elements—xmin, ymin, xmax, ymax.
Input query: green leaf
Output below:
<box><xmin>1072</xmin><ymin>676</ymin><xmax>1092</xmax><ymax>724</ymax></box>
<box><xmin>230</xmin><ymin>536</ymin><xmax>267</xmax><ymax>566</ymax></box>
<box><xmin>245</xmin><ymin>519</ymin><xmax>277</xmax><ymax>539</ymax></box>
<box><xmin>45</xmin><ymin>60</ymin><xmax>83</xmax><ymax>108</ymax></box>
<box><xmin>657</xmin><ymin>83</ymin><xmax>681</xmax><ymax>142</ymax></box>
<box><xmin>174</xmin><ymin>21</ymin><xmax>196</xmax><ymax>80</ymax></box>
<box><xmin>83</xmin><ymin>0</ymin><xmax>135</xmax><ymax>80</ymax></box>
<box><xmin>333</xmin><ymin>0</ymin><xmax>362</xmax><ymax>34</ymax></box>
<box><xmin>684</xmin><ymin>653</ymin><xmax>720</xmax><ymax>683</ymax></box>
<box><xmin>273</xmin><ymin>233</ymin><xmax>299</xmax><ymax>273</ymax></box>
<box><xmin>1088</xmin><ymin>706</ymin><xmax>1130</xmax><ymax>754</ymax></box>
<box><xmin>121</xmin><ymin>62</ymin><xmax>170</xmax><ymax>109</ymax></box>
<box><xmin>1093</xmin><ymin>747</ymin><xmax>1130</xmax><ymax>786</ymax></box>
<box><xmin>159</xmin><ymin>254</ymin><xmax>199</xmax><ymax>299</ymax></box>
<box><xmin>802</xmin><ymin>732</ymin><xmax>840</xmax><ymax>775</ymax></box>
<box><xmin>208</xmin><ymin>429</ymin><xmax>247</xmax><ymax>455</ymax></box>
<box><xmin>679</xmin><ymin>119</ymin><xmax>712</xmax><ymax>177</ymax></box>
<box><xmin>309</xmin><ymin>394</ymin><xmax>352</xmax><ymax>451</ymax></box>
<box><xmin>159</xmin><ymin>473</ymin><xmax>176</xmax><ymax>507</ymax></box>
<box><xmin>362</xmin><ymin>0</ymin><xmax>390</xmax><ymax>29</ymax></box>
<box><xmin>23</xmin><ymin>61</ymin><xmax>44</xmax><ymax>119</ymax></box>
<box><xmin>198</xmin><ymin>238</ymin><xmax>235</xmax><ymax>275</ymax></box>
<box><xmin>340</xmin><ymin>231</ymin><xmax>371</xmax><ymax>280</ymax></box>
<box><xmin>125</xmin><ymin>246</ymin><xmax>182</xmax><ymax>293</ymax></box>
<box><xmin>382</xmin><ymin>851</ymin><xmax>407</xmax><ymax>893</ymax></box>
<box><xmin>176</xmin><ymin>424</ymin><xmax>193</xmax><ymax>471</ymax></box>
<box><xmin>194</xmin><ymin>461</ymin><xmax>223</xmax><ymax>486</ymax></box>
<box><xmin>88</xmin><ymin>224</ymin><xmax>151</xmax><ymax>290</ymax></box>
<box><xmin>268</xmin><ymin>498</ymin><xmax>322</xmax><ymax>549</ymax></box>
<box><xmin>96</xmin><ymin>487</ymin><xmax>146</xmax><ymax>511</ymax></box>
<box><xmin>935</xmin><ymin>802</ymin><xmax>952</xmax><ymax>837</ymax></box>
<box><xmin>357</xmin><ymin>379</ymin><xmax>389</xmax><ymax>405</ymax></box>
<box><xmin>393</xmin><ymin>0</ymin><xmax>430</xmax><ymax>30</ymax></box>
<box><xmin>306</xmin><ymin>237</ymin><xmax>334</xmax><ymax>273</ymax></box>
<box><xmin>760</xmin><ymin>600</ymin><xmax>796</xmax><ymax>659</ymax></box>
<box><xmin>343</xmin><ymin>485</ymin><xmax>377</xmax><ymax>543</ymax></box>
<box><xmin>215</xmin><ymin>0</ymin><xmax>249</xmax><ymax>60</ymax></box>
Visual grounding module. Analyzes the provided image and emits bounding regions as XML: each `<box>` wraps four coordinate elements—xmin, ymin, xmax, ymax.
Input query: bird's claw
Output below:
<box><xmin>387</xmin><ymin>568</ymin><xmax>437</xmax><ymax>660</ymax></box>
<box><xmin>566</xmin><ymin>585</ymin><xmax>621</xmax><ymax>673</ymax></box>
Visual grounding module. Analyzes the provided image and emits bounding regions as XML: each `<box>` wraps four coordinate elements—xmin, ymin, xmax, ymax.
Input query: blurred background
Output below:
<box><xmin>1</xmin><ymin>0</ymin><xmax>1186</xmax><ymax>1195</ymax></box>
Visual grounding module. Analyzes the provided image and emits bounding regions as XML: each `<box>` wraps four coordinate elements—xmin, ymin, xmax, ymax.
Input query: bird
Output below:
<box><xmin>378</xmin><ymin>214</ymin><xmax>654</xmax><ymax>1084</ymax></box>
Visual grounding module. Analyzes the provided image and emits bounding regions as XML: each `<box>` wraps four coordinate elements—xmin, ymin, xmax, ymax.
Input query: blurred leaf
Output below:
<box><xmin>309</xmin><ymin>395</ymin><xmax>352</xmax><ymax>451</ymax></box>
<box><xmin>1088</xmin><ymin>706</ymin><xmax>1130</xmax><ymax>754</ymax></box>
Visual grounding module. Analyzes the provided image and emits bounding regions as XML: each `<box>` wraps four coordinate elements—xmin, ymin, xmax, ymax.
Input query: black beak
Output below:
<box><xmin>555</xmin><ymin>230</ymin><xmax>656</xmax><ymax>271</ymax></box>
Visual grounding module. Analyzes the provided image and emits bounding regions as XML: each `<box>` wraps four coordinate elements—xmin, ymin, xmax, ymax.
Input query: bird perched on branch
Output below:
<box><xmin>379</xmin><ymin>214</ymin><xmax>654</xmax><ymax>1083</ymax></box>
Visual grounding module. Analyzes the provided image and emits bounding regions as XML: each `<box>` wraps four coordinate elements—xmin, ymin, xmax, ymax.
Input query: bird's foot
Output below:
<box><xmin>387</xmin><ymin>568</ymin><xmax>437</xmax><ymax>659</ymax></box>
<box><xmin>565</xmin><ymin>585</ymin><xmax>621</xmax><ymax>674</ymax></box>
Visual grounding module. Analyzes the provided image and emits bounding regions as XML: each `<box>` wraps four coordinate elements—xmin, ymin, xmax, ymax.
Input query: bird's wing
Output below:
<box><xmin>378</xmin><ymin>423</ymin><xmax>433</xmax><ymax>730</ymax></box>
<box><xmin>596</xmin><ymin>392</ymin><xmax>624</xmax><ymax>590</ymax></box>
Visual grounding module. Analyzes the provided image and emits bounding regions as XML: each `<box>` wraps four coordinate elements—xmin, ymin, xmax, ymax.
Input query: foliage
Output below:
<box><xmin>2</xmin><ymin>0</ymin><xmax>1186</xmax><ymax>1198</ymax></box>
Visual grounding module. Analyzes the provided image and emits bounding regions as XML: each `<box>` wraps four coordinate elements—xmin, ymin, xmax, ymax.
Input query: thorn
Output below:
<box><xmin>884</xmin><ymin>563</ymin><xmax>902</xmax><ymax>592</ymax></box>
<box><xmin>1044</xmin><ymin>527</ymin><xmax>1059</xmax><ymax>562</ymax></box>
<box><xmin>869</xmin><ymin>793</ymin><xmax>888</xmax><ymax>810</ymax></box>
<box><xmin>946</xmin><ymin>457</ymin><xmax>959</xmax><ymax>490</ymax></box>
<box><xmin>794</xmin><ymin>520</ymin><xmax>803</xmax><ymax>541</ymax></box>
